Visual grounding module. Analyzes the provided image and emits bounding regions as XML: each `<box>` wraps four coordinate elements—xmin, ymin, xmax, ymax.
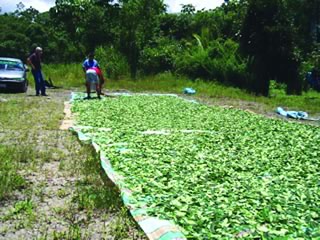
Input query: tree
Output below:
<box><xmin>119</xmin><ymin>0</ymin><xmax>165</xmax><ymax>79</ymax></box>
<box><xmin>17</xmin><ymin>6</ymin><xmax>40</xmax><ymax>22</ymax></box>
<box><xmin>0</xmin><ymin>15</ymin><xmax>30</xmax><ymax>59</ymax></box>
<box><xmin>49</xmin><ymin>0</ymin><xmax>119</xmax><ymax>59</ymax></box>
<box><xmin>181</xmin><ymin>4</ymin><xmax>195</xmax><ymax>15</ymax></box>
<box><xmin>287</xmin><ymin>0</ymin><xmax>320</xmax><ymax>54</ymax></box>
<box><xmin>16</xmin><ymin>2</ymin><xmax>25</xmax><ymax>12</ymax></box>
<box><xmin>240</xmin><ymin>0</ymin><xmax>301</xmax><ymax>96</ymax></box>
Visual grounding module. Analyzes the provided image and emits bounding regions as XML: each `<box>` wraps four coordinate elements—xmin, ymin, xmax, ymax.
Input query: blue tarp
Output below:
<box><xmin>183</xmin><ymin>88</ymin><xmax>196</xmax><ymax>94</ymax></box>
<box><xmin>276</xmin><ymin>107</ymin><xmax>319</xmax><ymax>121</ymax></box>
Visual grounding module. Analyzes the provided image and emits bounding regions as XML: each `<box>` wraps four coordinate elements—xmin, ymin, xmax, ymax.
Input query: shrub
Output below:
<box><xmin>174</xmin><ymin>46</ymin><xmax>210</xmax><ymax>79</ymax></box>
<box><xmin>95</xmin><ymin>46</ymin><xmax>129</xmax><ymax>80</ymax></box>
<box><xmin>174</xmin><ymin>38</ymin><xmax>249</xmax><ymax>88</ymax></box>
<box><xmin>139</xmin><ymin>37</ymin><xmax>183</xmax><ymax>75</ymax></box>
<box><xmin>300</xmin><ymin>46</ymin><xmax>320</xmax><ymax>91</ymax></box>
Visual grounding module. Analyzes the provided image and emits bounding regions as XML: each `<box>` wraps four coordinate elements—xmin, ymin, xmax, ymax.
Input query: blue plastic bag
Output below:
<box><xmin>183</xmin><ymin>88</ymin><xmax>196</xmax><ymax>94</ymax></box>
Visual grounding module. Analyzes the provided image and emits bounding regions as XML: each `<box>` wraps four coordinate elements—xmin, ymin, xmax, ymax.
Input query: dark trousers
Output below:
<box><xmin>32</xmin><ymin>70</ymin><xmax>46</xmax><ymax>95</ymax></box>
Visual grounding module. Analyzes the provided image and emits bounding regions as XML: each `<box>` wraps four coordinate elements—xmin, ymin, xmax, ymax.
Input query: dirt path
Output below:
<box><xmin>0</xmin><ymin>89</ymin><xmax>145</xmax><ymax>240</ymax></box>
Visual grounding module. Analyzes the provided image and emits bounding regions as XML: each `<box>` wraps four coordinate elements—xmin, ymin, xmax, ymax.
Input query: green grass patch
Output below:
<box><xmin>43</xmin><ymin>64</ymin><xmax>320</xmax><ymax>114</ymax></box>
<box><xmin>71</xmin><ymin>95</ymin><xmax>320</xmax><ymax>239</ymax></box>
<box><xmin>71</xmin><ymin>143</ymin><xmax>146</xmax><ymax>239</ymax></box>
<box><xmin>42</xmin><ymin>63</ymin><xmax>84</xmax><ymax>88</ymax></box>
<box><xmin>0</xmin><ymin>146</ymin><xmax>25</xmax><ymax>200</ymax></box>
<box><xmin>1</xmin><ymin>199</ymin><xmax>36</xmax><ymax>229</ymax></box>
<box><xmin>0</xmin><ymin>92</ymin><xmax>64</xmax><ymax>131</ymax></box>
<box><xmin>110</xmin><ymin>73</ymin><xmax>320</xmax><ymax>114</ymax></box>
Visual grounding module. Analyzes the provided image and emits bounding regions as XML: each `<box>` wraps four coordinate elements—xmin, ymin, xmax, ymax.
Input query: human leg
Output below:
<box><xmin>86</xmin><ymin>82</ymin><xmax>91</xmax><ymax>98</ymax></box>
<box><xmin>99</xmin><ymin>79</ymin><xmax>104</xmax><ymax>95</ymax></box>
<box><xmin>86</xmin><ymin>70</ymin><xmax>100</xmax><ymax>98</ymax></box>
<box><xmin>32</xmin><ymin>70</ymin><xmax>40</xmax><ymax>95</ymax></box>
<box><xmin>96</xmin><ymin>83</ymin><xmax>101</xmax><ymax>99</ymax></box>
<box><xmin>85</xmin><ymin>71</ymin><xmax>94</xmax><ymax>98</ymax></box>
<box><xmin>39</xmin><ymin>71</ymin><xmax>47</xmax><ymax>96</ymax></box>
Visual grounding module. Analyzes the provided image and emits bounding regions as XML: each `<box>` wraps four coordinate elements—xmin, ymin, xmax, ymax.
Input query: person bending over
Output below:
<box><xmin>85</xmin><ymin>67</ymin><xmax>104</xmax><ymax>99</ymax></box>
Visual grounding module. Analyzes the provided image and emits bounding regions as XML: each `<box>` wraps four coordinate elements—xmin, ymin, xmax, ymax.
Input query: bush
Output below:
<box><xmin>175</xmin><ymin>38</ymin><xmax>249</xmax><ymax>88</ymax></box>
<box><xmin>95</xmin><ymin>46</ymin><xmax>129</xmax><ymax>80</ymax></box>
<box><xmin>139</xmin><ymin>37</ymin><xmax>183</xmax><ymax>75</ymax></box>
<box><xmin>300</xmin><ymin>46</ymin><xmax>320</xmax><ymax>91</ymax></box>
<box><xmin>175</xmin><ymin>47</ymin><xmax>210</xmax><ymax>79</ymax></box>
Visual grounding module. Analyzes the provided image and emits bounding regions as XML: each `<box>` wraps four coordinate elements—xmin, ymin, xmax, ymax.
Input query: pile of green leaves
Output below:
<box><xmin>72</xmin><ymin>95</ymin><xmax>320</xmax><ymax>239</ymax></box>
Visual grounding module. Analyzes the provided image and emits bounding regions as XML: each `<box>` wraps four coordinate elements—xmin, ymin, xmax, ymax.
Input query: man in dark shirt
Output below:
<box><xmin>27</xmin><ymin>47</ymin><xmax>47</xmax><ymax>96</ymax></box>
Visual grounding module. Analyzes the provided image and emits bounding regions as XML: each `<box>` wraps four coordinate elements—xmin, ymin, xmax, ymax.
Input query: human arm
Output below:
<box><xmin>96</xmin><ymin>67</ymin><xmax>105</xmax><ymax>85</ymax></box>
<box><xmin>82</xmin><ymin>59</ymin><xmax>88</xmax><ymax>73</ymax></box>
<box><xmin>27</xmin><ymin>55</ymin><xmax>35</xmax><ymax>70</ymax></box>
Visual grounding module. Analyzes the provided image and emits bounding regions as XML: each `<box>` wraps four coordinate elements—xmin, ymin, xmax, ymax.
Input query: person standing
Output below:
<box><xmin>27</xmin><ymin>47</ymin><xmax>47</xmax><ymax>96</ymax></box>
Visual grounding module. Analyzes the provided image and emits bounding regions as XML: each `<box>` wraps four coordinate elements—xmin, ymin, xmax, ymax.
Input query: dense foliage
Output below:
<box><xmin>1</xmin><ymin>0</ymin><xmax>320</xmax><ymax>95</ymax></box>
<box><xmin>71</xmin><ymin>95</ymin><xmax>320</xmax><ymax>238</ymax></box>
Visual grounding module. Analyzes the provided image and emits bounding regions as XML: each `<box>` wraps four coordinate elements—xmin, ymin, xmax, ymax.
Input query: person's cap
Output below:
<box><xmin>88</xmin><ymin>52</ymin><xmax>95</xmax><ymax>57</ymax></box>
<box><xmin>36</xmin><ymin>47</ymin><xmax>43</xmax><ymax>52</ymax></box>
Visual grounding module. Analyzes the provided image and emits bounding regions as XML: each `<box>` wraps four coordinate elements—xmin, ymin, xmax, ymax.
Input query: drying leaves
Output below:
<box><xmin>72</xmin><ymin>95</ymin><xmax>320</xmax><ymax>239</ymax></box>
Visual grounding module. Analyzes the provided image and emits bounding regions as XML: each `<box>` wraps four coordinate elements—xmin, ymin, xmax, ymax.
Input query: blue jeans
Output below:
<box><xmin>32</xmin><ymin>70</ymin><xmax>46</xmax><ymax>95</ymax></box>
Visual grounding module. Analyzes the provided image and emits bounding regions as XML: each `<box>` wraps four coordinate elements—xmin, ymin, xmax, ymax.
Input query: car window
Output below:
<box><xmin>0</xmin><ymin>60</ymin><xmax>24</xmax><ymax>71</ymax></box>
<box><xmin>7</xmin><ymin>62</ymin><xmax>24</xmax><ymax>71</ymax></box>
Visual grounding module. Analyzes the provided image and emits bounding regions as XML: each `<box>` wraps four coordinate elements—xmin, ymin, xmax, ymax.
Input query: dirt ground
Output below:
<box><xmin>0</xmin><ymin>88</ymin><xmax>145</xmax><ymax>240</ymax></box>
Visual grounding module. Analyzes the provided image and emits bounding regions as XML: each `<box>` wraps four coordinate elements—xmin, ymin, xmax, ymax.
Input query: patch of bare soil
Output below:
<box><xmin>0</xmin><ymin>89</ymin><xmax>145</xmax><ymax>240</ymax></box>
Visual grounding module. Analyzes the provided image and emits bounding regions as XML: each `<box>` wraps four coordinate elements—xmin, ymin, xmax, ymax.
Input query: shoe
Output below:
<box><xmin>41</xmin><ymin>94</ymin><xmax>48</xmax><ymax>96</ymax></box>
<box><xmin>84</xmin><ymin>96</ymin><xmax>91</xmax><ymax>100</ymax></box>
<box><xmin>97</xmin><ymin>95</ymin><xmax>101</xmax><ymax>99</ymax></box>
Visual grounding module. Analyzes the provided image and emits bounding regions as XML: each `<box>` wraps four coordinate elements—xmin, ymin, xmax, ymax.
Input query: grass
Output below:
<box><xmin>42</xmin><ymin>63</ymin><xmax>84</xmax><ymax>88</ymax></box>
<box><xmin>0</xmin><ymin>89</ymin><xmax>145</xmax><ymax>239</ymax></box>
<box><xmin>0</xmin><ymin>90</ymin><xmax>64</xmax><ymax>200</ymax></box>
<box><xmin>42</xmin><ymin>63</ymin><xmax>320</xmax><ymax>114</ymax></box>
<box><xmin>0</xmin><ymin>93</ymin><xmax>64</xmax><ymax>131</ymax></box>
<box><xmin>1</xmin><ymin>199</ymin><xmax>36</xmax><ymax>231</ymax></box>
<box><xmin>72</xmin><ymin>150</ymin><xmax>123</xmax><ymax>212</ymax></box>
<box><xmin>0</xmin><ymin>89</ymin><xmax>66</xmax><ymax>199</ymax></box>
<box><xmin>109</xmin><ymin>74</ymin><xmax>320</xmax><ymax>114</ymax></box>
<box><xmin>71</xmin><ymin>143</ymin><xmax>146</xmax><ymax>239</ymax></box>
<box><xmin>0</xmin><ymin>146</ymin><xmax>25</xmax><ymax>200</ymax></box>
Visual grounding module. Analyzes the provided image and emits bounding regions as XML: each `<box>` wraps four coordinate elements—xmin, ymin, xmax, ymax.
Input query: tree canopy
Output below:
<box><xmin>1</xmin><ymin>0</ymin><xmax>319</xmax><ymax>95</ymax></box>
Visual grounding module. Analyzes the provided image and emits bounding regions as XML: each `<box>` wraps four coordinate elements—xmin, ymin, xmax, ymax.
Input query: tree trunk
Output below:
<box><xmin>252</xmin><ymin>57</ymin><xmax>270</xmax><ymax>96</ymax></box>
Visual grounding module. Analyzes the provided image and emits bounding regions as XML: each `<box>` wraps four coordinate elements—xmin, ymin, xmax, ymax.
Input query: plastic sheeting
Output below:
<box><xmin>68</xmin><ymin>93</ymin><xmax>188</xmax><ymax>240</ymax></box>
<box><xmin>276</xmin><ymin>107</ymin><xmax>320</xmax><ymax>121</ymax></box>
<box><xmin>70</xmin><ymin>125</ymin><xmax>186</xmax><ymax>240</ymax></box>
